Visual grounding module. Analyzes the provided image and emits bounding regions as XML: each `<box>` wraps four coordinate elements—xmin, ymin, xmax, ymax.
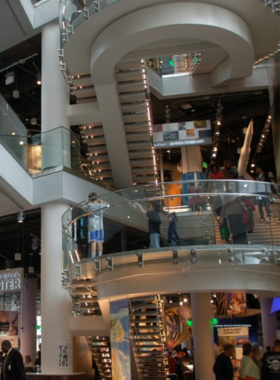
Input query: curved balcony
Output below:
<box><xmin>62</xmin><ymin>179</ymin><xmax>280</xmax><ymax>315</ymax></box>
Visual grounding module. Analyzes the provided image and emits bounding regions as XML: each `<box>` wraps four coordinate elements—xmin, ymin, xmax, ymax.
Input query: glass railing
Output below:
<box><xmin>62</xmin><ymin>179</ymin><xmax>280</xmax><ymax>273</ymax></box>
<box><xmin>59</xmin><ymin>0</ymin><xmax>121</xmax><ymax>48</ymax></box>
<box><xmin>0</xmin><ymin>127</ymin><xmax>81</xmax><ymax>175</ymax></box>
<box><xmin>148</xmin><ymin>54</ymin><xmax>201</xmax><ymax>77</ymax></box>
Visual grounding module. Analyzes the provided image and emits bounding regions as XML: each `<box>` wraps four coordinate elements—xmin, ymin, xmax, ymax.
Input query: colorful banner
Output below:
<box><xmin>227</xmin><ymin>293</ymin><xmax>247</xmax><ymax>315</ymax></box>
<box><xmin>152</xmin><ymin>120</ymin><xmax>212</xmax><ymax>148</ymax></box>
<box><xmin>110</xmin><ymin>299</ymin><xmax>130</xmax><ymax>380</ymax></box>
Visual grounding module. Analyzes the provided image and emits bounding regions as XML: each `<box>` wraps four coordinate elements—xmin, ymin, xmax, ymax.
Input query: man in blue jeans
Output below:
<box><xmin>136</xmin><ymin>201</ymin><xmax>161</xmax><ymax>248</ymax></box>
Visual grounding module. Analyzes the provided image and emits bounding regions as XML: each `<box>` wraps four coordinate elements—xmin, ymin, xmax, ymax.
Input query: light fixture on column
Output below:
<box><xmin>13</xmin><ymin>68</ymin><xmax>20</xmax><ymax>98</ymax></box>
<box><xmin>28</xmin><ymin>253</ymin><xmax>34</xmax><ymax>273</ymax></box>
<box><xmin>36</xmin><ymin>73</ymin><xmax>42</xmax><ymax>85</ymax></box>
<box><xmin>17</xmin><ymin>209</ymin><xmax>25</xmax><ymax>223</ymax></box>
<box><xmin>14</xmin><ymin>227</ymin><xmax>22</xmax><ymax>261</ymax></box>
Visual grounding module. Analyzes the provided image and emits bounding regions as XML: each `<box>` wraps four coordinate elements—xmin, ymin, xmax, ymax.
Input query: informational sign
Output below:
<box><xmin>0</xmin><ymin>336</ymin><xmax>19</xmax><ymax>348</ymax></box>
<box><xmin>153</xmin><ymin>120</ymin><xmax>212</xmax><ymax>148</ymax></box>
<box><xmin>58</xmin><ymin>341</ymin><xmax>72</xmax><ymax>368</ymax></box>
<box><xmin>218</xmin><ymin>326</ymin><xmax>249</xmax><ymax>360</ymax></box>
<box><xmin>0</xmin><ymin>268</ymin><xmax>24</xmax><ymax>293</ymax></box>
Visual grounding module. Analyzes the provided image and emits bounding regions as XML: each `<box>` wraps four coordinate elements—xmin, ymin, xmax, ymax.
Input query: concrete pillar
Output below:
<box><xmin>260</xmin><ymin>298</ymin><xmax>277</xmax><ymax>348</ymax></box>
<box><xmin>181</xmin><ymin>146</ymin><xmax>202</xmax><ymax>173</ymax></box>
<box><xmin>21</xmin><ymin>279</ymin><xmax>37</xmax><ymax>363</ymax></box>
<box><xmin>41</xmin><ymin>22</ymin><xmax>71</xmax><ymax>169</ymax></box>
<box><xmin>267</xmin><ymin>53</ymin><xmax>280</xmax><ymax>179</ymax></box>
<box><xmin>41</xmin><ymin>202</ymin><xmax>73</xmax><ymax>374</ymax></box>
<box><xmin>191</xmin><ymin>293</ymin><xmax>215</xmax><ymax>380</ymax></box>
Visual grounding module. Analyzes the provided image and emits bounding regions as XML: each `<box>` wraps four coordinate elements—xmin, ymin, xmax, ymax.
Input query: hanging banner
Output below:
<box><xmin>110</xmin><ymin>299</ymin><xmax>130</xmax><ymax>380</ymax></box>
<box><xmin>152</xmin><ymin>120</ymin><xmax>212</xmax><ymax>148</ymax></box>
<box><xmin>213</xmin><ymin>293</ymin><xmax>247</xmax><ymax>316</ymax></box>
<box><xmin>227</xmin><ymin>293</ymin><xmax>247</xmax><ymax>315</ymax></box>
<box><xmin>0</xmin><ymin>268</ymin><xmax>24</xmax><ymax>293</ymax></box>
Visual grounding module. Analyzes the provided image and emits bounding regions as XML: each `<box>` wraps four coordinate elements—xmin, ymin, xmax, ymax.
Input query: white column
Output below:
<box><xmin>21</xmin><ymin>279</ymin><xmax>37</xmax><ymax>363</ymax></box>
<box><xmin>191</xmin><ymin>293</ymin><xmax>215</xmax><ymax>380</ymax></box>
<box><xmin>41</xmin><ymin>22</ymin><xmax>71</xmax><ymax>169</ymax></box>
<box><xmin>260</xmin><ymin>298</ymin><xmax>277</xmax><ymax>348</ymax></box>
<box><xmin>181</xmin><ymin>146</ymin><xmax>202</xmax><ymax>173</ymax></box>
<box><xmin>41</xmin><ymin>202</ymin><xmax>73</xmax><ymax>374</ymax></box>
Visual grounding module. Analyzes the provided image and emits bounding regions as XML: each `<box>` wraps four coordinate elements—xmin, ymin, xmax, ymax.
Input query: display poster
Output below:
<box><xmin>110</xmin><ymin>299</ymin><xmax>130</xmax><ymax>380</ymax></box>
<box><xmin>0</xmin><ymin>336</ymin><xmax>18</xmax><ymax>348</ymax></box>
<box><xmin>0</xmin><ymin>268</ymin><xmax>24</xmax><ymax>293</ymax></box>
<box><xmin>152</xmin><ymin>120</ymin><xmax>212</xmax><ymax>148</ymax></box>
<box><xmin>0</xmin><ymin>311</ymin><xmax>18</xmax><ymax>337</ymax></box>
<box><xmin>58</xmin><ymin>341</ymin><xmax>72</xmax><ymax>368</ymax></box>
<box><xmin>218</xmin><ymin>326</ymin><xmax>249</xmax><ymax>360</ymax></box>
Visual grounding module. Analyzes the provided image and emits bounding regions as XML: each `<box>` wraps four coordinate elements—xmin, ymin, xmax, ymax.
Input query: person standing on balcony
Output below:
<box><xmin>82</xmin><ymin>192</ymin><xmax>109</xmax><ymax>257</ymax></box>
<box><xmin>136</xmin><ymin>201</ymin><xmax>161</xmax><ymax>248</ymax></box>
<box><xmin>168</xmin><ymin>212</ymin><xmax>179</xmax><ymax>247</ymax></box>
<box><xmin>219</xmin><ymin>181</ymin><xmax>248</xmax><ymax>244</ymax></box>
<box><xmin>255</xmin><ymin>164</ymin><xmax>272</xmax><ymax>222</ymax></box>
<box><xmin>223</xmin><ymin>159</ymin><xmax>233</xmax><ymax>179</ymax></box>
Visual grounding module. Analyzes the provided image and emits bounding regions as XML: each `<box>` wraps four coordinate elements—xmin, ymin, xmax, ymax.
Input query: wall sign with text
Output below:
<box><xmin>153</xmin><ymin>120</ymin><xmax>212</xmax><ymax>148</ymax></box>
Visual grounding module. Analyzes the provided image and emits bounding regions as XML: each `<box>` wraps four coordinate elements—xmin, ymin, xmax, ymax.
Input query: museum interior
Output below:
<box><xmin>0</xmin><ymin>0</ymin><xmax>280</xmax><ymax>380</ymax></box>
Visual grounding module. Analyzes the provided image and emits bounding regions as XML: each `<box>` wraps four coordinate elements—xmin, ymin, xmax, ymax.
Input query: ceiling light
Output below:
<box><xmin>17</xmin><ymin>209</ymin><xmax>25</xmax><ymax>223</ymax></box>
<box><xmin>31</xmin><ymin>118</ymin><xmax>37</xmax><ymax>125</ymax></box>
<box><xmin>13</xmin><ymin>90</ymin><xmax>20</xmax><ymax>99</ymax></box>
<box><xmin>14</xmin><ymin>253</ymin><xmax>21</xmax><ymax>261</ymax></box>
<box><xmin>28</xmin><ymin>266</ymin><xmax>34</xmax><ymax>274</ymax></box>
<box><xmin>11</xmin><ymin>132</ymin><xmax>16</xmax><ymax>136</ymax></box>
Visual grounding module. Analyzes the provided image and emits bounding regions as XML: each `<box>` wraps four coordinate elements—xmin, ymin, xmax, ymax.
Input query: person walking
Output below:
<box><xmin>213</xmin><ymin>343</ymin><xmax>235</xmax><ymax>380</ymax></box>
<box><xmin>240</xmin><ymin>343</ymin><xmax>260</xmax><ymax>380</ymax></box>
<box><xmin>261</xmin><ymin>339</ymin><xmax>280</xmax><ymax>380</ymax></box>
<box><xmin>255</xmin><ymin>164</ymin><xmax>272</xmax><ymax>222</ymax></box>
<box><xmin>1</xmin><ymin>340</ymin><xmax>26</xmax><ymax>380</ymax></box>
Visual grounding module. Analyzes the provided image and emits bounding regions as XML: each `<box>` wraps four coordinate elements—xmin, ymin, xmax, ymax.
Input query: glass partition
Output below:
<box><xmin>0</xmin><ymin>128</ymin><xmax>81</xmax><ymax>175</ymax></box>
<box><xmin>62</xmin><ymin>179</ymin><xmax>280</xmax><ymax>274</ymax></box>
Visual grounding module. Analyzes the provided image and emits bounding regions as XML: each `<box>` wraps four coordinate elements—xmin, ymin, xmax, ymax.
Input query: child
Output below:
<box><xmin>82</xmin><ymin>192</ymin><xmax>108</xmax><ymax>257</ymax></box>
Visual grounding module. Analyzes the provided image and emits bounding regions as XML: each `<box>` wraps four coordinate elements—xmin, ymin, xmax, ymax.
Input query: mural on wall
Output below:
<box><xmin>110</xmin><ymin>299</ymin><xmax>130</xmax><ymax>380</ymax></box>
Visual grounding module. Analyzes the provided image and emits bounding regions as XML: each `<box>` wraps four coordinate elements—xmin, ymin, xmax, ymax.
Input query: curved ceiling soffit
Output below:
<box><xmin>90</xmin><ymin>2</ymin><xmax>254</xmax><ymax>87</ymax></box>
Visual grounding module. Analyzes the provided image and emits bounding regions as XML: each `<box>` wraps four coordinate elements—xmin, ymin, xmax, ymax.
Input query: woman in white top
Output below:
<box><xmin>240</xmin><ymin>343</ymin><xmax>260</xmax><ymax>380</ymax></box>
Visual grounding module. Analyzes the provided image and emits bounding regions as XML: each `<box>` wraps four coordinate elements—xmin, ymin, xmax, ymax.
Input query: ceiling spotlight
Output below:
<box><xmin>36</xmin><ymin>73</ymin><xmax>42</xmax><ymax>85</ymax></box>
<box><xmin>17</xmin><ymin>209</ymin><xmax>25</xmax><ymax>223</ymax></box>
